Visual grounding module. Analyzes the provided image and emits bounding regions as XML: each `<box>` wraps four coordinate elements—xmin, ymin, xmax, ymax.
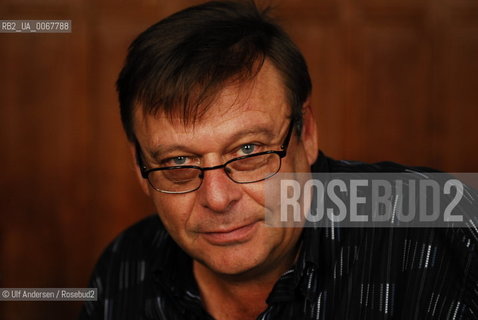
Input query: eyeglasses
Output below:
<box><xmin>135</xmin><ymin>119</ymin><xmax>295</xmax><ymax>194</ymax></box>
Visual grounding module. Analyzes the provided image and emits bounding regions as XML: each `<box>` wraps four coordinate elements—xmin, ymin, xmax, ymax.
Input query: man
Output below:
<box><xmin>80</xmin><ymin>1</ymin><xmax>478</xmax><ymax>319</ymax></box>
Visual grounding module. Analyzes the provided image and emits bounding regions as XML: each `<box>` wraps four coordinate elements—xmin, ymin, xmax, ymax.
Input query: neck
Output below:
<box><xmin>193</xmin><ymin>243</ymin><xmax>301</xmax><ymax>320</ymax></box>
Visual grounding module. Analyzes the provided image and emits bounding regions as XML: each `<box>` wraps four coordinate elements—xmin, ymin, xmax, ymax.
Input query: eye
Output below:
<box><xmin>173</xmin><ymin>156</ymin><xmax>187</xmax><ymax>165</ymax></box>
<box><xmin>162</xmin><ymin>156</ymin><xmax>190</xmax><ymax>166</ymax></box>
<box><xmin>239</xmin><ymin>144</ymin><xmax>256</xmax><ymax>155</ymax></box>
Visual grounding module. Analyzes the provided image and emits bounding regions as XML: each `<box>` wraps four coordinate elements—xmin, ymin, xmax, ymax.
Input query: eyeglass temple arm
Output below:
<box><xmin>279</xmin><ymin>118</ymin><xmax>295</xmax><ymax>155</ymax></box>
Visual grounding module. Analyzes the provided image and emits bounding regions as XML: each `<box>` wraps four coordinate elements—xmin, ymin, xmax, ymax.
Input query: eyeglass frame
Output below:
<box><xmin>134</xmin><ymin>118</ymin><xmax>296</xmax><ymax>194</ymax></box>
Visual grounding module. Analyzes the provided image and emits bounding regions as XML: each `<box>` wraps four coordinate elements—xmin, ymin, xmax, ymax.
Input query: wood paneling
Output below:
<box><xmin>1</xmin><ymin>0</ymin><xmax>477</xmax><ymax>318</ymax></box>
<box><xmin>344</xmin><ymin>22</ymin><xmax>433</xmax><ymax>166</ymax></box>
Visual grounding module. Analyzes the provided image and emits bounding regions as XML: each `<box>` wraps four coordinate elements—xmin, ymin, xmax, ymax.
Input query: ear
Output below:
<box><xmin>300</xmin><ymin>99</ymin><xmax>319</xmax><ymax>166</ymax></box>
<box><xmin>129</xmin><ymin>143</ymin><xmax>152</xmax><ymax>197</ymax></box>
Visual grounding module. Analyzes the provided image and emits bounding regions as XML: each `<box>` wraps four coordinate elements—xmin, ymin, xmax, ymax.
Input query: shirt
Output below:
<box><xmin>79</xmin><ymin>151</ymin><xmax>478</xmax><ymax>319</ymax></box>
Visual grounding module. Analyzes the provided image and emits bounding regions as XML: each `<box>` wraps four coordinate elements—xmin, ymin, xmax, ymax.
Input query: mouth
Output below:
<box><xmin>201</xmin><ymin>221</ymin><xmax>260</xmax><ymax>246</ymax></box>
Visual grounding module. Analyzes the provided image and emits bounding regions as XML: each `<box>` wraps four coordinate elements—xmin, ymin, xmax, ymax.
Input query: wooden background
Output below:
<box><xmin>1</xmin><ymin>0</ymin><xmax>477</xmax><ymax>318</ymax></box>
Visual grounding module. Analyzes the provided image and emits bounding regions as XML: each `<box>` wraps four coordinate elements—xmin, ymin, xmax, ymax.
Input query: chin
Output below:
<box><xmin>196</xmin><ymin>247</ymin><xmax>268</xmax><ymax>277</ymax></box>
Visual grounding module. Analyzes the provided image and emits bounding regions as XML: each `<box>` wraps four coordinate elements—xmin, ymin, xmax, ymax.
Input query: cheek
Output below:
<box><xmin>150</xmin><ymin>193</ymin><xmax>197</xmax><ymax>237</ymax></box>
<box><xmin>242</xmin><ymin>183</ymin><xmax>265</xmax><ymax>209</ymax></box>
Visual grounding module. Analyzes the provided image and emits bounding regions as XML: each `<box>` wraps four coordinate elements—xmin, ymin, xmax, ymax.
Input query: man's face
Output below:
<box><xmin>133</xmin><ymin>62</ymin><xmax>318</xmax><ymax>277</ymax></box>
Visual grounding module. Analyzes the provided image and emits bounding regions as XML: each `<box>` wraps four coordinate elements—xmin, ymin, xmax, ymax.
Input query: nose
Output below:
<box><xmin>197</xmin><ymin>167</ymin><xmax>242</xmax><ymax>213</ymax></box>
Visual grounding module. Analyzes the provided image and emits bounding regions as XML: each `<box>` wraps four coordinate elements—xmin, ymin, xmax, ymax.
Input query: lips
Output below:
<box><xmin>201</xmin><ymin>221</ymin><xmax>259</xmax><ymax>245</ymax></box>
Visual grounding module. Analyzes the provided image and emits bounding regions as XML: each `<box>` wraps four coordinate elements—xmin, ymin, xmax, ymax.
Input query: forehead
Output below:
<box><xmin>134</xmin><ymin>61</ymin><xmax>289</xmax><ymax>145</ymax></box>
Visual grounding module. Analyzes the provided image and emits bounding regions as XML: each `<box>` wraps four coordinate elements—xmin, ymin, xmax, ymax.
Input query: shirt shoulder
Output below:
<box><xmin>312</xmin><ymin>151</ymin><xmax>478</xmax><ymax>318</ymax></box>
<box><xmin>79</xmin><ymin>214</ymin><xmax>168</xmax><ymax>319</ymax></box>
<box><xmin>95</xmin><ymin>214</ymin><xmax>167</xmax><ymax>270</ymax></box>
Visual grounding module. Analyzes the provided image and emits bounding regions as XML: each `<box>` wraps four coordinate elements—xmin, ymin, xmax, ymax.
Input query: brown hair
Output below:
<box><xmin>117</xmin><ymin>0</ymin><xmax>311</xmax><ymax>141</ymax></box>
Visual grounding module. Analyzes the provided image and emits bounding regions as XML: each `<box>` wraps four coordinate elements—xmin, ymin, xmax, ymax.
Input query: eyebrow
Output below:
<box><xmin>147</xmin><ymin>126</ymin><xmax>276</xmax><ymax>160</ymax></box>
